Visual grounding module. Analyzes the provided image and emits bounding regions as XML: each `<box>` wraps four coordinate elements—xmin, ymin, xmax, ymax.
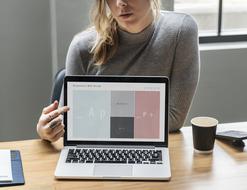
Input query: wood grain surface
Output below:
<box><xmin>0</xmin><ymin>122</ymin><xmax>246</xmax><ymax>190</ymax></box>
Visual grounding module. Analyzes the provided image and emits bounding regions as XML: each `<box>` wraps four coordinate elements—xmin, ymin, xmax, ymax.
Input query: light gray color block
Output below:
<box><xmin>73</xmin><ymin>90</ymin><xmax>111</xmax><ymax>139</ymax></box>
<box><xmin>111</xmin><ymin>91</ymin><xmax>135</xmax><ymax>117</ymax></box>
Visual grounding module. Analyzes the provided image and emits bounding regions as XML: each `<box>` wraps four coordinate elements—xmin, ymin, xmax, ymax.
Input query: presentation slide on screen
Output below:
<box><xmin>67</xmin><ymin>82</ymin><xmax>166</xmax><ymax>142</ymax></box>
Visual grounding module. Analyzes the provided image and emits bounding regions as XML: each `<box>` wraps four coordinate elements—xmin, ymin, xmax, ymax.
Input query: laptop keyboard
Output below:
<box><xmin>66</xmin><ymin>148</ymin><xmax>163</xmax><ymax>164</ymax></box>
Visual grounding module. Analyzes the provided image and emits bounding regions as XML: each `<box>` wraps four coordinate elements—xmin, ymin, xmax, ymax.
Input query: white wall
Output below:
<box><xmin>0</xmin><ymin>0</ymin><xmax>52</xmax><ymax>141</ymax></box>
<box><xmin>52</xmin><ymin>0</ymin><xmax>92</xmax><ymax>72</ymax></box>
<box><xmin>185</xmin><ymin>46</ymin><xmax>247</xmax><ymax>125</ymax></box>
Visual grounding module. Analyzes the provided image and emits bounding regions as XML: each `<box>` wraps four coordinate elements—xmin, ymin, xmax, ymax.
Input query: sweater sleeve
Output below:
<box><xmin>169</xmin><ymin>15</ymin><xmax>200</xmax><ymax>132</ymax></box>
<box><xmin>65</xmin><ymin>36</ymin><xmax>86</xmax><ymax>76</ymax></box>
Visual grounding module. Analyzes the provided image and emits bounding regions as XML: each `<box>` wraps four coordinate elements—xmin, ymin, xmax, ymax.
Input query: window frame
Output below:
<box><xmin>174</xmin><ymin>0</ymin><xmax>247</xmax><ymax>43</ymax></box>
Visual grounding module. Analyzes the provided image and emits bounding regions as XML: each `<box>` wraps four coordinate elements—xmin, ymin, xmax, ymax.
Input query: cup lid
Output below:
<box><xmin>191</xmin><ymin>117</ymin><xmax>218</xmax><ymax>127</ymax></box>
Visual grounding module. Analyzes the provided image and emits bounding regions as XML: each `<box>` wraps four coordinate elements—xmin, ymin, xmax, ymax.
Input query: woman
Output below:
<box><xmin>37</xmin><ymin>0</ymin><xmax>199</xmax><ymax>142</ymax></box>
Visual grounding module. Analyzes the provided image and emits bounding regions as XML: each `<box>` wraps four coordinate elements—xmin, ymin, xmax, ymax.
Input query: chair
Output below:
<box><xmin>50</xmin><ymin>68</ymin><xmax>66</xmax><ymax>103</ymax></box>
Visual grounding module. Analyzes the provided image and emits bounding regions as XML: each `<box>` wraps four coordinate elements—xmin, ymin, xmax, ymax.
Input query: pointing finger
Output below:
<box><xmin>42</xmin><ymin>101</ymin><xmax>59</xmax><ymax>114</ymax></box>
<box><xmin>44</xmin><ymin>106</ymin><xmax>70</xmax><ymax>123</ymax></box>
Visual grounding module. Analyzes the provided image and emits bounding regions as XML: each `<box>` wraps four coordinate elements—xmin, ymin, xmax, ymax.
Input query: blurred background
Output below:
<box><xmin>0</xmin><ymin>0</ymin><xmax>246</xmax><ymax>141</ymax></box>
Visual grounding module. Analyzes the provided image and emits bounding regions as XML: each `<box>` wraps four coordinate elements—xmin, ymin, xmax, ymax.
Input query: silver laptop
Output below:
<box><xmin>55</xmin><ymin>76</ymin><xmax>171</xmax><ymax>180</ymax></box>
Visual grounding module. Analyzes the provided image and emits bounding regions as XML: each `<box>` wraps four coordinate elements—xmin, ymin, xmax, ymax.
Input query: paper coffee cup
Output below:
<box><xmin>191</xmin><ymin>117</ymin><xmax>218</xmax><ymax>154</ymax></box>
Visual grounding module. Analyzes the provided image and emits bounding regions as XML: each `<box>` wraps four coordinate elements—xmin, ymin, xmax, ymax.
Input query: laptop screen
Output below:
<box><xmin>64</xmin><ymin>76</ymin><xmax>168</xmax><ymax>146</ymax></box>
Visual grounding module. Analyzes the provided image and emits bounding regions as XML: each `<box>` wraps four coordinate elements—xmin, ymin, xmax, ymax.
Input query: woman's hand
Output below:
<box><xmin>37</xmin><ymin>101</ymin><xmax>70</xmax><ymax>142</ymax></box>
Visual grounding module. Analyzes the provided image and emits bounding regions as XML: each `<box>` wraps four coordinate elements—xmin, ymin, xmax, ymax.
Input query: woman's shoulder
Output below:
<box><xmin>159</xmin><ymin>10</ymin><xmax>198</xmax><ymax>31</ymax></box>
<box><xmin>70</xmin><ymin>27</ymin><xmax>97</xmax><ymax>51</ymax></box>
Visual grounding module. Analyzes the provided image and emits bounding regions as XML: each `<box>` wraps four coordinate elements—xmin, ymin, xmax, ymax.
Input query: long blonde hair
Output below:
<box><xmin>90</xmin><ymin>0</ymin><xmax>161</xmax><ymax>65</ymax></box>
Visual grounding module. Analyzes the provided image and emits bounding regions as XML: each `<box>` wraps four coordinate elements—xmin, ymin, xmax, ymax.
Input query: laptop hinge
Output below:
<box><xmin>76</xmin><ymin>145</ymin><xmax>156</xmax><ymax>149</ymax></box>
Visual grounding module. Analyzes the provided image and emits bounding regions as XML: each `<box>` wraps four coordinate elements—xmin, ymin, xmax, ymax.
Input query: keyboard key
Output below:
<box><xmin>156</xmin><ymin>161</ymin><xmax>163</xmax><ymax>164</ymax></box>
<box><xmin>142</xmin><ymin>161</ymin><xmax>150</xmax><ymax>164</ymax></box>
<box><xmin>128</xmin><ymin>160</ymin><xmax>135</xmax><ymax>164</ymax></box>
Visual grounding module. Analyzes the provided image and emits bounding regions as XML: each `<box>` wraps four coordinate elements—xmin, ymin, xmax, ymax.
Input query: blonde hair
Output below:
<box><xmin>90</xmin><ymin>0</ymin><xmax>161</xmax><ymax>65</ymax></box>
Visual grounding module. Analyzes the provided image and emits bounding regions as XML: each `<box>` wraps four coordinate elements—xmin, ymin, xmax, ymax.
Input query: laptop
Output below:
<box><xmin>55</xmin><ymin>76</ymin><xmax>171</xmax><ymax>180</ymax></box>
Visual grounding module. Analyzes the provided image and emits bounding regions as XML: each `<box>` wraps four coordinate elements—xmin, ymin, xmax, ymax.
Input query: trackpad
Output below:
<box><xmin>94</xmin><ymin>165</ymin><xmax>133</xmax><ymax>177</ymax></box>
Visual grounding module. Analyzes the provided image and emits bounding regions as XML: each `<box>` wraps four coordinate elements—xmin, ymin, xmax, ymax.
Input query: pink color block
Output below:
<box><xmin>134</xmin><ymin>91</ymin><xmax>160</xmax><ymax>138</ymax></box>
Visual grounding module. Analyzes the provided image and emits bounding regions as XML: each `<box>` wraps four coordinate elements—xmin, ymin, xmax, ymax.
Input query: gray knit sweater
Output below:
<box><xmin>65</xmin><ymin>11</ymin><xmax>200</xmax><ymax>132</ymax></box>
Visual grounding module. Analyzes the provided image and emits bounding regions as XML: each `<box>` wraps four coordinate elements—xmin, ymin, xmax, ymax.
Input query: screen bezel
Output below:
<box><xmin>64</xmin><ymin>75</ymin><xmax>169</xmax><ymax>147</ymax></box>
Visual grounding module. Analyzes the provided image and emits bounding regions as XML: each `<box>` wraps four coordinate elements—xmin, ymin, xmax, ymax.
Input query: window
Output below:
<box><xmin>222</xmin><ymin>0</ymin><xmax>247</xmax><ymax>35</ymax></box>
<box><xmin>174</xmin><ymin>0</ymin><xmax>247</xmax><ymax>43</ymax></box>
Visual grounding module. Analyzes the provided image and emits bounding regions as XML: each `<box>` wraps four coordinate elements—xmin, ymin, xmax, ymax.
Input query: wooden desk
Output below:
<box><xmin>1</xmin><ymin>122</ymin><xmax>247</xmax><ymax>190</ymax></box>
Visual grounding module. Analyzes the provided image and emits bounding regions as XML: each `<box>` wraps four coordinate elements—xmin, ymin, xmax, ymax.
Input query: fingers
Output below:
<box><xmin>50</xmin><ymin>130</ymin><xmax>65</xmax><ymax>142</ymax></box>
<box><xmin>43</xmin><ymin>106</ymin><xmax>70</xmax><ymax>124</ymax></box>
<box><xmin>51</xmin><ymin>123</ymin><xmax>64</xmax><ymax>137</ymax></box>
<box><xmin>49</xmin><ymin>119</ymin><xmax>61</xmax><ymax>129</ymax></box>
<box><xmin>42</xmin><ymin>101</ymin><xmax>59</xmax><ymax>114</ymax></box>
<box><xmin>37</xmin><ymin>103</ymin><xmax>69</xmax><ymax>142</ymax></box>
<box><xmin>50</xmin><ymin>124</ymin><xmax>65</xmax><ymax>142</ymax></box>
<box><xmin>46</xmin><ymin>116</ymin><xmax>63</xmax><ymax>131</ymax></box>
<box><xmin>41</xmin><ymin>121</ymin><xmax>65</xmax><ymax>142</ymax></box>
<box><xmin>38</xmin><ymin>118</ymin><xmax>65</xmax><ymax>142</ymax></box>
